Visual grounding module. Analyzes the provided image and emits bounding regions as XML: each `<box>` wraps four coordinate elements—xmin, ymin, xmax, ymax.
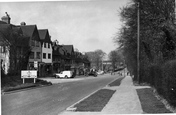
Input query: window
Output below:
<box><xmin>48</xmin><ymin>53</ymin><xmax>51</xmax><ymax>59</ymax></box>
<box><xmin>43</xmin><ymin>53</ymin><xmax>46</xmax><ymax>59</ymax></box>
<box><xmin>36</xmin><ymin>52</ymin><xmax>41</xmax><ymax>59</ymax></box>
<box><xmin>30</xmin><ymin>52</ymin><xmax>34</xmax><ymax>59</ymax></box>
<box><xmin>48</xmin><ymin>43</ymin><xmax>50</xmax><ymax>48</ymax></box>
<box><xmin>44</xmin><ymin>43</ymin><xmax>47</xmax><ymax>48</ymax></box>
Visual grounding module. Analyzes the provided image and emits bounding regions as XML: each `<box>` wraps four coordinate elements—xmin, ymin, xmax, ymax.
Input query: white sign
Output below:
<box><xmin>21</xmin><ymin>70</ymin><xmax>37</xmax><ymax>78</ymax></box>
<box><xmin>34</xmin><ymin>61</ymin><xmax>38</xmax><ymax>68</ymax></box>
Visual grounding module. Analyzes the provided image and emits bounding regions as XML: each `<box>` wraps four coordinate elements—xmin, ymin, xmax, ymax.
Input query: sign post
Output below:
<box><xmin>23</xmin><ymin>78</ymin><xmax>25</xmax><ymax>84</ymax></box>
<box><xmin>21</xmin><ymin>70</ymin><xmax>37</xmax><ymax>84</ymax></box>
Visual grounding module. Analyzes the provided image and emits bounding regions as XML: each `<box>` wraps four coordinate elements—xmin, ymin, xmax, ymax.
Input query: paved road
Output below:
<box><xmin>2</xmin><ymin>74</ymin><xmax>119</xmax><ymax>115</ymax></box>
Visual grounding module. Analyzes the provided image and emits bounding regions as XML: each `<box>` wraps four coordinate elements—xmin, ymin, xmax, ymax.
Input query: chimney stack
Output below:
<box><xmin>20</xmin><ymin>22</ymin><xmax>26</xmax><ymax>26</ymax></box>
<box><xmin>1</xmin><ymin>12</ymin><xmax>11</xmax><ymax>24</ymax></box>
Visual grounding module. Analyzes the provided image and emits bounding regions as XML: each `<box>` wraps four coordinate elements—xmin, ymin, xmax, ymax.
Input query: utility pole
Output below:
<box><xmin>137</xmin><ymin>2</ymin><xmax>140</xmax><ymax>84</ymax></box>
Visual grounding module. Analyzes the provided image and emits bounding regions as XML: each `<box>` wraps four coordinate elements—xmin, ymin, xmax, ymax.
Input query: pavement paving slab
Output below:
<box><xmin>101</xmin><ymin>76</ymin><xmax>143</xmax><ymax>114</ymax></box>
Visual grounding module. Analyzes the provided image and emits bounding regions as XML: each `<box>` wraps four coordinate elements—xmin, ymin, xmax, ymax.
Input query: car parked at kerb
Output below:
<box><xmin>55</xmin><ymin>71</ymin><xmax>73</xmax><ymax>78</ymax></box>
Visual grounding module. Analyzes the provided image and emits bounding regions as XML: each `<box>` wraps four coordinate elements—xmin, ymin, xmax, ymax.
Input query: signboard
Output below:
<box><xmin>34</xmin><ymin>61</ymin><xmax>38</xmax><ymax>68</ymax></box>
<box><xmin>21</xmin><ymin>70</ymin><xmax>37</xmax><ymax>78</ymax></box>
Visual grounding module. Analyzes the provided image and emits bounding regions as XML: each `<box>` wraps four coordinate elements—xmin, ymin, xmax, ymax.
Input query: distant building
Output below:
<box><xmin>62</xmin><ymin>45</ymin><xmax>75</xmax><ymax>70</ymax></box>
<box><xmin>52</xmin><ymin>41</ymin><xmax>67</xmax><ymax>73</ymax></box>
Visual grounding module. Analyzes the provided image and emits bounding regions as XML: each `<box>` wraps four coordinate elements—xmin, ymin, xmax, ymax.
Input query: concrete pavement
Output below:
<box><xmin>60</xmin><ymin>75</ymin><xmax>150</xmax><ymax>115</ymax></box>
<box><xmin>102</xmin><ymin>75</ymin><xmax>143</xmax><ymax>114</ymax></box>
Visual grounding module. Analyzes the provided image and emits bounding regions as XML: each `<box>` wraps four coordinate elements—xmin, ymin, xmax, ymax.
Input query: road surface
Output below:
<box><xmin>2</xmin><ymin>74</ymin><xmax>119</xmax><ymax>115</ymax></box>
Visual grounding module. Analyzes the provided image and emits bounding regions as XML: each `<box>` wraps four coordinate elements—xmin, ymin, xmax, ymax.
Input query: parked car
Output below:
<box><xmin>88</xmin><ymin>70</ymin><xmax>97</xmax><ymax>77</ymax></box>
<box><xmin>55</xmin><ymin>71</ymin><xmax>73</xmax><ymax>78</ymax></box>
<box><xmin>97</xmin><ymin>70</ymin><xmax>104</xmax><ymax>75</ymax></box>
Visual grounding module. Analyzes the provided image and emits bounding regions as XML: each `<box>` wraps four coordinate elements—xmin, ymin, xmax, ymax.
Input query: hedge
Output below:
<box><xmin>146</xmin><ymin>60</ymin><xmax>176</xmax><ymax>107</ymax></box>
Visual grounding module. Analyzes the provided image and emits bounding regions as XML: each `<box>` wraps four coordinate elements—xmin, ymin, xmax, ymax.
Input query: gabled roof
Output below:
<box><xmin>20</xmin><ymin>25</ymin><xmax>40</xmax><ymax>41</ymax></box>
<box><xmin>62</xmin><ymin>45</ymin><xmax>74</xmax><ymax>55</ymax></box>
<box><xmin>0</xmin><ymin>24</ymin><xmax>30</xmax><ymax>47</ymax></box>
<box><xmin>0</xmin><ymin>24</ymin><xmax>11</xmax><ymax>30</ymax></box>
<box><xmin>0</xmin><ymin>24</ymin><xmax>12</xmax><ymax>45</ymax></box>
<box><xmin>12</xmin><ymin>26</ymin><xmax>23</xmax><ymax>35</ymax></box>
<box><xmin>38</xmin><ymin>29</ymin><xmax>51</xmax><ymax>43</ymax></box>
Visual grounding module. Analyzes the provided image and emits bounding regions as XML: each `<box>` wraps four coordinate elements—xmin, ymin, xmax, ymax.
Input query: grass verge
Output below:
<box><xmin>2</xmin><ymin>79</ymin><xmax>52</xmax><ymax>93</ymax></box>
<box><xmin>136</xmin><ymin>88</ymin><xmax>172</xmax><ymax>113</ymax></box>
<box><xmin>108</xmin><ymin>77</ymin><xmax>124</xmax><ymax>87</ymax></box>
<box><xmin>74</xmin><ymin>89</ymin><xmax>115</xmax><ymax>111</ymax></box>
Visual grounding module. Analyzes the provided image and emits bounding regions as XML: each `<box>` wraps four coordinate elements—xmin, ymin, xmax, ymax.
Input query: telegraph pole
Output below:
<box><xmin>137</xmin><ymin>2</ymin><xmax>140</xmax><ymax>83</ymax></box>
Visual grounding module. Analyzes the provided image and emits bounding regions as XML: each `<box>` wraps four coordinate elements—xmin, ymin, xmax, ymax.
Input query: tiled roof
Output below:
<box><xmin>38</xmin><ymin>29</ymin><xmax>46</xmax><ymax>40</ymax></box>
<box><xmin>62</xmin><ymin>45</ymin><xmax>74</xmax><ymax>55</ymax></box>
<box><xmin>38</xmin><ymin>29</ymin><xmax>51</xmax><ymax>43</ymax></box>
<box><xmin>0</xmin><ymin>24</ymin><xmax>30</xmax><ymax>46</ymax></box>
<box><xmin>0</xmin><ymin>23</ymin><xmax>11</xmax><ymax>30</ymax></box>
<box><xmin>12</xmin><ymin>26</ymin><xmax>23</xmax><ymax>34</ymax></box>
<box><xmin>20</xmin><ymin>25</ymin><xmax>40</xmax><ymax>41</ymax></box>
<box><xmin>0</xmin><ymin>24</ymin><xmax>12</xmax><ymax>45</ymax></box>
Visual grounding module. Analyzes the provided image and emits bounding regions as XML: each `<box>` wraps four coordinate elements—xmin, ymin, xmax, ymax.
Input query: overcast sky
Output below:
<box><xmin>0</xmin><ymin>0</ymin><xmax>130</xmax><ymax>54</ymax></box>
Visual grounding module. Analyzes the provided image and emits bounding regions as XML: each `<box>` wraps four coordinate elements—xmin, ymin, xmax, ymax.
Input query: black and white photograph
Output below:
<box><xmin>0</xmin><ymin>0</ymin><xmax>176</xmax><ymax>115</ymax></box>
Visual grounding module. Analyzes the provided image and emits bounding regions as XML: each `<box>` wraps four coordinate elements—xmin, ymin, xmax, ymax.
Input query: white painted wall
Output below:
<box><xmin>0</xmin><ymin>46</ymin><xmax>9</xmax><ymax>74</ymax></box>
<box><xmin>42</xmin><ymin>42</ymin><xmax>52</xmax><ymax>63</ymax></box>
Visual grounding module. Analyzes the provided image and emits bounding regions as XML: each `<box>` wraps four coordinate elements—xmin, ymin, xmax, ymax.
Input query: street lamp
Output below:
<box><xmin>137</xmin><ymin>2</ymin><xmax>140</xmax><ymax>83</ymax></box>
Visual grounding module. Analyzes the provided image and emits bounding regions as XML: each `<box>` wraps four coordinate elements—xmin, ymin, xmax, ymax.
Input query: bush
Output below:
<box><xmin>36</xmin><ymin>79</ymin><xmax>52</xmax><ymax>85</ymax></box>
